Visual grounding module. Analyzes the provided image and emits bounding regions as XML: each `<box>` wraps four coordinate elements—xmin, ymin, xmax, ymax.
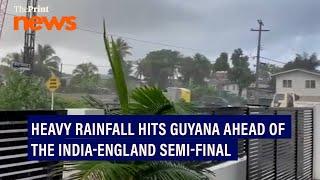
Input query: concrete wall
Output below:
<box><xmin>66</xmin><ymin>108</ymin><xmax>105</xmax><ymax>115</ymax></box>
<box><xmin>207</xmin><ymin>157</ymin><xmax>246</xmax><ymax>180</ymax></box>
<box><xmin>275</xmin><ymin>71</ymin><xmax>320</xmax><ymax>96</ymax></box>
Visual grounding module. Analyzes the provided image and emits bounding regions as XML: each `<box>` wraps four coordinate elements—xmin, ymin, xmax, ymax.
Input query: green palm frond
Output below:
<box><xmin>138</xmin><ymin>161</ymin><xmax>206</xmax><ymax>180</ymax></box>
<box><xmin>173</xmin><ymin>101</ymin><xmax>196</xmax><ymax>115</ymax></box>
<box><xmin>129</xmin><ymin>86</ymin><xmax>174</xmax><ymax>115</ymax></box>
<box><xmin>103</xmin><ymin>20</ymin><xmax>128</xmax><ymax>113</ymax></box>
<box><xmin>62</xmin><ymin>161</ymin><xmax>146</xmax><ymax>180</ymax></box>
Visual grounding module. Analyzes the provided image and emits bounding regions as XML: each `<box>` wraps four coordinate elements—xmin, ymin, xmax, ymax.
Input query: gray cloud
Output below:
<box><xmin>1</xmin><ymin>0</ymin><xmax>320</xmax><ymax>73</ymax></box>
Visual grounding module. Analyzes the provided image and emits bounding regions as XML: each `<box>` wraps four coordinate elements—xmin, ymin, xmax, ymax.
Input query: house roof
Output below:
<box><xmin>271</xmin><ymin>69</ymin><xmax>320</xmax><ymax>77</ymax></box>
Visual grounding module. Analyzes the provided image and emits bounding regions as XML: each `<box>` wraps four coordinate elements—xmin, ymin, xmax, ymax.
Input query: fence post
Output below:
<box><xmin>294</xmin><ymin>110</ymin><xmax>298</xmax><ymax>180</ymax></box>
<box><xmin>313</xmin><ymin>105</ymin><xmax>320</xmax><ymax>179</ymax></box>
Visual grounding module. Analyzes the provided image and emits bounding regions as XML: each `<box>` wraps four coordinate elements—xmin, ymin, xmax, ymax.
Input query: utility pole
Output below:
<box><xmin>23</xmin><ymin>0</ymin><xmax>38</xmax><ymax>73</ymax></box>
<box><xmin>251</xmin><ymin>19</ymin><xmax>269</xmax><ymax>89</ymax></box>
<box><xmin>60</xmin><ymin>63</ymin><xmax>63</xmax><ymax>76</ymax></box>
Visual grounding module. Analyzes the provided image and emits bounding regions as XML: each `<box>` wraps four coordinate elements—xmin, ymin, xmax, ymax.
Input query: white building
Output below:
<box><xmin>272</xmin><ymin>69</ymin><xmax>320</xmax><ymax>96</ymax></box>
<box><xmin>223</xmin><ymin>83</ymin><xmax>247</xmax><ymax>99</ymax></box>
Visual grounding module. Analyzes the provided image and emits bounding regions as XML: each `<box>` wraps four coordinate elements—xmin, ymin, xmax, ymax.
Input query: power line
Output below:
<box><xmin>4</xmin><ymin>12</ymin><xmax>208</xmax><ymax>53</ymax></box>
<box><xmin>260</xmin><ymin>56</ymin><xmax>286</xmax><ymax>65</ymax></box>
<box><xmin>4</xmin><ymin>12</ymin><xmax>289</xmax><ymax>67</ymax></box>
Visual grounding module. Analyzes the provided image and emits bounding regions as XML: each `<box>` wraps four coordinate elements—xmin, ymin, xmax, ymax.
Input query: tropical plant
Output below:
<box><xmin>0</xmin><ymin>71</ymin><xmax>48</xmax><ymax>110</ymax></box>
<box><xmin>33</xmin><ymin>44</ymin><xmax>61</xmax><ymax>78</ymax></box>
<box><xmin>134</xmin><ymin>60</ymin><xmax>144</xmax><ymax>80</ymax></box>
<box><xmin>61</xmin><ymin>21</ymin><xmax>214</xmax><ymax>180</ymax></box>
<box><xmin>70</xmin><ymin>63</ymin><xmax>100</xmax><ymax>93</ymax></box>
<box><xmin>179</xmin><ymin>57</ymin><xmax>194</xmax><ymax>86</ymax></box>
<box><xmin>283</xmin><ymin>52</ymin><xmax>320</xmax><ymax>71</ymax></box>
<box><xmin>213</xmin><ymin>52</ymin><xmax>230</xmax><ymax>72</ymax></box>
<box><xmin>192</xmin><ymin>53</ymin><xmax>211</xmax><ymax>86</ymax></box>
<box><xmin>139</xmin><ymin>49</ymin><xmax>181</xmax><ymax>88</ymax></box>
<box><xmin>115</xmin><ymin>38</ymin><xmax>132</xmax><ymax>58</ymax></box>
<box><xmin>1</xmin><ymin>52</ymin><xmax>23</xmax><ymax>66</ymax></box>
<box><xmin>228</xmin><ymin>48</ymin><xmax>254</xmax><ymax>96</ymax></box>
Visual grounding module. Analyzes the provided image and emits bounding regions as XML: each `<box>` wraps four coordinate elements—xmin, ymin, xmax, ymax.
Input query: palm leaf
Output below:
<box><xmin>138</xmin><ymin>161</ymin><xmax>206</xmax><ymax>180</ymax></box>
<box><xmin>129</xmin><ymin>86</ymin><xmax>174</xmax><ymax>115</ymax></box>
<box><xmin>61</xmin><ymin>161</ymin><xmax>146</xmax><ymax>180</ymax></box>
<box><xmin>103</xmin><ymin>20</ymin><xmax>128</xmax><ymax>113</ymax></box>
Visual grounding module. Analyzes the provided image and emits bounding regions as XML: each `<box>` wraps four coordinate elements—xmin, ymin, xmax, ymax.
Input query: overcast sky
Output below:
<box><xmin>1</xmin><ymin>0</ymin><xmax>320</xmax><ymax>74</ymax></box>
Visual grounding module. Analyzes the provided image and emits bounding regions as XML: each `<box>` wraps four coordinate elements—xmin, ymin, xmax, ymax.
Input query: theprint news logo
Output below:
<box><xmin>13</xmin><ymin>5</ymin><xmax>77</xmax><ymax>31</ymax></box>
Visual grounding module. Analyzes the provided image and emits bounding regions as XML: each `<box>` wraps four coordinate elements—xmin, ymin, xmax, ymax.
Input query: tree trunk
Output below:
<box><xmin>238</xmin><ymin>87</ymin><xmax>243</xmax><ymax>97</ymax></box>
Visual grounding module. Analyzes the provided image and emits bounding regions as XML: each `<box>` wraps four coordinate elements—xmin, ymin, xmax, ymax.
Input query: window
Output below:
<box><xmin>283</xmin><ymin>80</ymin><xmax>292</xmax><ymax>88</ymax></box>
<box><xmin>305</xmin><ymin>80</ymin><xmax>316</xmax><ymax>88</ymax></box>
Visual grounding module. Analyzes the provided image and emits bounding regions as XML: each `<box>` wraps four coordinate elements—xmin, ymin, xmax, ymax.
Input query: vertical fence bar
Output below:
<box><xmin>274</xmin><ymin>109</ymin><xmax>278</xmax><ymax>180</ymax></box>
<box><xmin>311</xmin><ymin>109</ymin><xmax>314</xmax><ymax>179</ymax></box>
<box><xmin>294</xmin><ymin>110</ymin><xmax>298</xmax><ymax>180</ymax></box>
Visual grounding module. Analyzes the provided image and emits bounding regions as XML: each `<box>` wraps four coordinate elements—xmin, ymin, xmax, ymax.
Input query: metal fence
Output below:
<box><xmin>246</xmin><ymin>108</ymin><xmax>313</xmax><ymax>180</ymax></box>
<box><xmin>0</xmin><ymin>108</ymin><xmax>314</xmax><ymax>180</ymax></box>
<box><xmin>199</xmin><ymin>107</ymin><xmax>314</xmax><ymax>180</ymax></box>
<box><xmin>0</xmin><ymin>111</ymin><xmax>66</xmax><ymax>180</ymax></box>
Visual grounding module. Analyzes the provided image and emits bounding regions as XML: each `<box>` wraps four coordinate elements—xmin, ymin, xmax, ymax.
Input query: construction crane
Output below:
<box><xmin>0</xmin><ymin>0</ymin><xmax>38</xmax><ymax>72</ymax></box>
<box><xmin>0</xmin><ymin>0</ymin><xmax>9</xmax><ymax>41</ymax></box>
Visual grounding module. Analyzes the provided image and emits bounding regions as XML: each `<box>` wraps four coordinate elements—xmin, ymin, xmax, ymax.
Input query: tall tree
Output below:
<box><xmin>139</xmin><ymin>49</ymin><xmax>181</xmax><ymax>88</ymax></box>
<box><xmin>260</xmin><ymin>63</ymin><xmax>282</xmax><ymax>90</ymax></box>
<box><xmin>115</xmin><ymin>38</ymin><xmax>132</xmax><ymax>58</ymax></box>
<box><xmin>70</xmin><ymin>62</ymin><xmax>100</xmax><ymax>92</ymax></box>
<box><xmin>179</xmin><ymin>57</ymin><xmax>194</xmax><ymax>86</ymax></box>
<box><xmin>228</xmin><ymin>48</ymin><xmax>254</xmax><ymax>96</ymax></box>
<box><xmin>192</xmin><ymin>53</ymin><xmax>211</xmax><ymax>86</ymax></box>
<box><xmin>134</xmin><ymin>61</ymin><xmax>144</xmax><ymax>80</ymax></box>
<box><xmin>33</xmin><ymin>44</ymin><xmax>61</xmax><ymax>78</ymax></box>
<box><xmin>213</xmin><ymin>52</ymin><xmax>230</xmax><ymax>72</ymax></box>
<box><xmin>108</xmin><ymin>38</ymin><xmax>133</xmax><ymax>77</ymax></box>
<box><xmin>283</xmin><ymin>52</ymin><xmax>320</xmax><ymax>71</ymax></box>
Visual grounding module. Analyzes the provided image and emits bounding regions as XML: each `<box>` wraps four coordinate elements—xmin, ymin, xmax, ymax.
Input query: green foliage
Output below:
<box><xmin>260</xmin><ymin>63</ymin><xmax>282</xmax><ymax>90</ymax></box>
<box><xmin>228</xmin><ymin>48</ymin><xmax>254</xmax><ymax>96</ymax></box>
<box><xmin>0</xmin><ymin>72</ymin><xmax>48</xmax><ymax>110</ymax></box>
<box><xmin>192</xmin><ymin>53</ymin><xmax>211</xmax><ymax>86</ymax></box>
<box><xmin>108</xmin><ymin>37</ymin><xmax>133</xmax><ymax>79</ymax></box>
<box><xmin>179</xmin><ymin>57</ymin><xmax>194</xmax><ymax>86</ymax></box>
<box><xmin>283</xmin><ymin>52</ymin><xmax>320</xmax><ymax>71</ymax></box>
<box><xmin>1</xmin><ymin>52</ymin><xmax>23</xmax><ymax>66</ymax></box>
<box><xmin>103</xmin><ymin>21</ymin><xmax>129</xmax><ymax>113</ymax></box>
<box><xmin>61</xmin><ymin>22</ymin><xmax>212</xmax><ymax>180</ymax></box>
<box><xmin>179</xmin><ymin>54</ymin><xmax>211</xmax><ymax>87</ymax></box>
<box><xmin>70</xmin><ymin>63</ymin><xmax>100</xmax><ymax>93</ymax></box>
<box><xmin>54</xmin><ymin>96</ymin><xmax>90</xmax><ymax>109</ymax></box>
<box><xmin>139</xmin><ymin>49</ymin><xmax>181</xmax><ymax>88</ymax></box>
<box><xmin>63</xmin><ymin>161</ymin><xmax>207</xmax><ymax>180</ymax></box>
<box><xmin>116</xmin><ymin>38</ymin><xmax>132</xmax><ymax>58</ymax></box>
<box><xmin>190</xmin><ymin>85</ymin><xmax>218</xmax><ymax>102</ymax></box>
<box><xmin>63</xmin><ymin>161</ymin><xmax>145</xmax><ymax>180</ymax></box>
<box><xmin>213</xmin><ymin>52</ymin><xmax>230</xmax><ymax>72</ymax></box>
<box><xmin>129</xmin><ymin>86</ymin><xmax>175</xmax><ymax>115</ymax></box>
<box><xmin>33</xmin><ymin>44</ymin><xmax>61</xmax><ymax>78</ymax></box>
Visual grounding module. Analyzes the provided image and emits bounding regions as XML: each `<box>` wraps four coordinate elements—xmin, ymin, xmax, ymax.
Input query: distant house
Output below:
<box><xmin>209</xmin><ymin>71</ymin><xmax>229</xmax><ymax>90</ymax></box>
<box><xmin>223</xmin><ymin>83</ymin><xmax>247</xmax><ymax>99</ymax></box>
<box><xmin>272</xmin><ymin>69</ymin><xmax>320</xmax><ymax>97</ymax></box>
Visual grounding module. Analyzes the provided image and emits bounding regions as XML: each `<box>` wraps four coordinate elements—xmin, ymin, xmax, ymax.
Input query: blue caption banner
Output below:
<box><xmin>27</xmin><ymin>115</ymin><xmax>291</xmax><ymax>161</ymax></box>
